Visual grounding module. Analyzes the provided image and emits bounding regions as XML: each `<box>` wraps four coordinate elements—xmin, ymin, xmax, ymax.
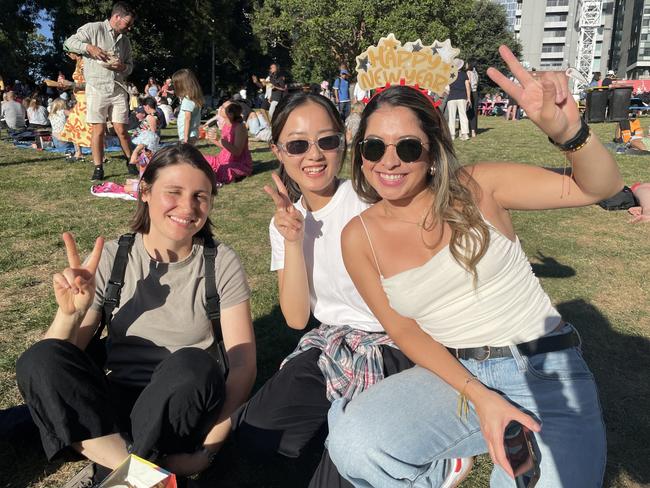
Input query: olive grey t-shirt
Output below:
<box><xmin>90</xmin><ymin>233</ymin><xmax>250</xmax><ymax>386</ymax></box>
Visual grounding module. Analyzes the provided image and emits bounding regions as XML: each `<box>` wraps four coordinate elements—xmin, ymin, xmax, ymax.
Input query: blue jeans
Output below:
<box><xmin>52</xmin><ymin>136</ymin><xmax>73</xmax><ymax>150</ymax></box>
<box><xmin>328</xmin><ymin>325</ymin><xmax>606</xmax><ymax>487</ymax></box>
<box><xmin>339</xmin><ymin>101</ymin><xmax>351</xmax><ymax>121</ymax></box>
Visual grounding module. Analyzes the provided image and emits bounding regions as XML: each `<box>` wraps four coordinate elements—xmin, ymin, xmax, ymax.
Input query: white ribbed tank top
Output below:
<box><xmin>360</xmin><ymin>216</ymin><xmax>562</xmax><ymax>348</ymax></box>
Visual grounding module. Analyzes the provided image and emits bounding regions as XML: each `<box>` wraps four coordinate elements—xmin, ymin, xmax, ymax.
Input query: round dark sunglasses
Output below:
<box><xmin>277</xmin><ymin>134</ymin><xmax>343</xmax><ymax>156</ymax></box>
<box><xmin>359</xmin><ymin>138</ymin><xmax>427</xmax><ymax>163</ymax></box>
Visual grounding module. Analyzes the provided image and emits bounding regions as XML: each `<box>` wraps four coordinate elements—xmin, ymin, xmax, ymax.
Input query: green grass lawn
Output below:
<box><xmin>1</xmin><ymin>117</ymin><xmax>649</xmax><ymax>487</ymax></box>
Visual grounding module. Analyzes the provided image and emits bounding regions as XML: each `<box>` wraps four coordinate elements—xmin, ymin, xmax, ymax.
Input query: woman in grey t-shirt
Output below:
<box><xmin>16</xmin><ymin>144</ymin><xmax>256</xmax><ymax>484</ymax></box>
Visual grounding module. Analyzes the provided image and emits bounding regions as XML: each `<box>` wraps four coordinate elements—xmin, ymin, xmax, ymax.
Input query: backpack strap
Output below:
<box><xmin>98</xmin><ymin>233</ymin><xmax>136</xmax><ymax>337</ymax></box>
<box><xmin>203</xmin><ymin>233</ymin><xmax>229</xmax><ymax>378</ymax></box>
<box><xmin>203</xmin><ymin>233</ymin><xmax>223</xmax><ymax>342</ymax></box>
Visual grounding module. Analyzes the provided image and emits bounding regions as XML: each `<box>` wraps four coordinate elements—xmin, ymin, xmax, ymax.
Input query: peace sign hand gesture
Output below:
<box><xmin>487</xmin><ymin>45</ymin><xmax>582</xmax><ymax>144</ymax></box>
<box><xmin>52</xmin><ymin>233</ymin><xmax>104</xmax><ymax>317</ymax></box>
<box><xmin>264</xmin><ymin>173</ymin><xmax>304</xmax><ymax>243</ymax></box>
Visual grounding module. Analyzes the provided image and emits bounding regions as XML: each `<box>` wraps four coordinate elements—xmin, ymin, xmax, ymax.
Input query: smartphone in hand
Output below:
<box><xmin>504</xmin><ymin>420</ymin><xmax>540</xmax><ymax>488</ymax></box>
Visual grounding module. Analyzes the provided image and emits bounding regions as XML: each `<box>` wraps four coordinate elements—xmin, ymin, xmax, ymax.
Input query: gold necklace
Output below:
<box><xmin>381</xmin><ymin>202</ymin><xmax>429</xmax><ymax>228</ymax></box>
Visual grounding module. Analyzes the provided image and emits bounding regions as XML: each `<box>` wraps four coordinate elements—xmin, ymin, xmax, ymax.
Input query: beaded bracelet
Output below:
<box><xmin>548</xmin><ymin>118</ymin><xmax>591</xmax><ymax>153</ymax></box>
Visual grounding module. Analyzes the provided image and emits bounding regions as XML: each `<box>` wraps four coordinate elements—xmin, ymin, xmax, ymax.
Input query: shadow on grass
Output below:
<box><xmin>0</xmin><ymin>155</ymin><xmax>67</xmax><ymax>166</ymax></box>
<box><xmin>557</xmin><ymin>299</ymin><xmax>650</xmax><ymax>486</ymax></box>
<box><xmin>0</xmin><ymin>441</ymin><xmax>70</xmax><ymax>488</ymax></box>
<box><xmin>530</xmin><ymin>251</ymin><xmax>576</xmax><ymax>278</ymax></box>
<box><xmin>252</xmin><ymin>159</ymin><xmax>279</xmax><ymax>177</ymax></box>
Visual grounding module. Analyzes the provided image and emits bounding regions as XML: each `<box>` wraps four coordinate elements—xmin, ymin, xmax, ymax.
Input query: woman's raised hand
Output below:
<box><xmin>264</xmin><ymin>173</ymin><xmax>304</xmax><ymax>242</ymax></box>
<box><xmin>53</xmin><ymin>233</ymin><xmax>104</xmax><ymax>316</ymax></box>
<box><xmin>487</xmin><ymin>45</ymin><xmax>582</xmax><ymax>144</ymax></box>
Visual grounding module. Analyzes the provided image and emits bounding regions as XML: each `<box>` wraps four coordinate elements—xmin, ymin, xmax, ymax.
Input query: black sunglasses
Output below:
<box><xmin>277</xmin><ymin>134</ymin><xmax>343</xmax><ymax>156</ymax></box>
<box><xmin>359</xmin><ymin>138</ymin><xmax>427</xmax><ymax>163</ymax></box>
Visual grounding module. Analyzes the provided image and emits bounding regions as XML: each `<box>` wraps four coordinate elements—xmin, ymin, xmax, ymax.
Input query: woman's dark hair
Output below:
<box><xmin>271</xmin><ymin>92</ymin><xmax>346</xmax><ymax>202</ymax></box>
<box><xmin>131</xmin><ymin>144</ymin><xmax>218</xmax><ymax>240</ymax></box>
<box><xmin>225</xmin><ymin>102</ymin><xmax>243</xmax><ymax>123</ymax></box>
<box><xmin>142</xmin><ymin>97</ymin><xmax>157</xmax><ymax>109</ymax></box>
<box><xmin>351</xmin><ymin>85</ymin><xmax>489</xmax><ymax>280</ymax></box>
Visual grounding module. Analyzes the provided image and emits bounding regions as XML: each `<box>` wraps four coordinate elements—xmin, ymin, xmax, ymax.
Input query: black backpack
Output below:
<box><xmin>86</xmin><ymin>233</ymin><xmax>229</xmax><ymax>379</ymax></box>
<box><xmin>597</xmin><ymin>186</ymin><xmax>639</xmax><ymax>211</ymax></box>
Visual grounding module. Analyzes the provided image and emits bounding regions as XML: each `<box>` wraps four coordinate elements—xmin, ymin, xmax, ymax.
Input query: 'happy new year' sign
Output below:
<box><xmin>355</xmin><ymin>34</ymin><xmax>463</xmax><ymax>96</ymax></box>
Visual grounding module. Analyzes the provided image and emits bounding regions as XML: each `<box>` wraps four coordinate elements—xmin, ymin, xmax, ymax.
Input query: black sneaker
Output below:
<box><xmin>91</xmin><ymin>166</ymin><xmax>105</xmax><ymax>181</ymax></box>
<box><xmin>127</xmin><ymin>163</ymin><xmax>139</xmax><ymax>175</ymax></box>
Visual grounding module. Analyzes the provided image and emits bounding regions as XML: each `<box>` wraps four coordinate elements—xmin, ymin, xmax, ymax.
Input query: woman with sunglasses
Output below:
<box><xmin>232</xmin><ymin>92</ymin><xmax>469</xmax><ymax>487</ymax></box>
<box><xmin>327</xmin><ymin>46</ymin><xmax>619</xmax><ymax>487</ymax></box>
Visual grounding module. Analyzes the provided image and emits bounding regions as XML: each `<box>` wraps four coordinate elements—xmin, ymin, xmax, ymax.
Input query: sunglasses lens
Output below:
<box><xmin>318</xmin><ymin>134</ymin><xmax>342</xmax><ymax>151</ymax></box>
<box><xmin>284</xmin><ymin>140</ymin><xmax>310</xmax><ymax>155</ymax></box>
<box><xmin>361</xmin><ymin>139</ymin><xmax>386</xmax><ymax>161</ymax></box>
<box><xmin>396</xmin><ymin>139</ymin><xmax>423</xmax><ymax>162</ymax></box>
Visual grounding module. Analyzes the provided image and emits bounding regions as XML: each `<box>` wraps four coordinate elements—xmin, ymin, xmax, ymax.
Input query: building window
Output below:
<box><xmin>546</xmin><ymin>0</ymin><xmax>569</xmax><ymax>6</ymax></box>
<box><xmin>544</xmin><ymin>28</ymin><xmax>567</xmax><ymax>37</ymax></box>
<box><xmin>542</xmin><ymin>45</ymin><xmax>565</xmax><ymax>53</ymax></box>
<box><xmin>545</xmin><ymin>14</ymin><xmax>568</xmax><ymax>22</ymax></box>
<box><xmin>643</xmin><ymin>19</ymin><xmax>650</xmax><ymax>27</ymax></box>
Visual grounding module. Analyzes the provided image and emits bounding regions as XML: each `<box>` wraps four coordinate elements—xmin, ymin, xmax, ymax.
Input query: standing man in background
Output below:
<box><xmin>64</xmin><ymin>2</ymin><xmax>136</xmax><ymax>180</ymax></box>
<box><xmin>333</xmin><ymin>69</ymin><xmax>351</xmax><ymax>121</ymax></box>
<box><xmin>268</xmin><ymin>63</ymin><xmax>286</xmax><ymax>119</ymax></box>
<box><xmin>601</xmin><ymin>70</ymin><xmax>616</xmax><ymax>88</ymax></box>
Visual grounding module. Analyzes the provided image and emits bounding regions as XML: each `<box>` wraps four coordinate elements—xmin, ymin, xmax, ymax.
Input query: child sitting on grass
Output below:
<box><xmin>129</xmin><ymin>98</ymin><xmax>160</xmax><ymax>169</ymax></box>
<box><xmin>48</xmin><ymin>98</ymin><xmax>74</xmax><ymax>152</ymax></box>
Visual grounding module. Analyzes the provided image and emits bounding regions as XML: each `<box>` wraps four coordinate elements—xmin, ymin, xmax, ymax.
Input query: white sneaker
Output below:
<box><xmin>62</xmin><ymin>463</ymin><xmax>97</xmax><ymax>488</ymax></box>
<box><xmin>440</xmin><ymin>457</ymin><xmax>474</xmax><ymax>488</ymax></box>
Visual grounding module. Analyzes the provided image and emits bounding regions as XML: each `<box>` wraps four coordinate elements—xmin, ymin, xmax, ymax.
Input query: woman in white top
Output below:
<box><xmin>27</xmin><ymin>97</ymin><xmax>50</xmax><ymax>127</ymax></box>
<box><xmin>327</xmin><ymin>45</ymin><xmax>620</xmax><ymax>487</ymax></box>
<box><xmin>232</xmin><ymin>92</ymin><xmax>468</xmax><ymax>487</ymax></box>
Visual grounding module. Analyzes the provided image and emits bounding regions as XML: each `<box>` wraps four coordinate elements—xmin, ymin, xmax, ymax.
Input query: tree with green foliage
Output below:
<box><xmin>35</xmin><ymin>0</ymin><xmax>263</xmax><ymax>94</ymax></box>
<box><xmin>0</xmin><ymin>0</ymin><xmax>50</xmax><ymax>81</ymax></box>
<box><xmin>252</xmin><ymin>0</ymin><xmax>520</xmax><ymax>85</ymax></box>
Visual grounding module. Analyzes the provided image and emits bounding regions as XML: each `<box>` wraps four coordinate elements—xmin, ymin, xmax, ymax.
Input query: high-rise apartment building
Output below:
<box><xmin>610</xmin><ymin>0</ymin><xmax>650</xmax><ymax>79</ymax></box>
<box><xmin>492</xmin><ymin>0</ymin><xmax>616</xmax><ymax>76</ymax></box>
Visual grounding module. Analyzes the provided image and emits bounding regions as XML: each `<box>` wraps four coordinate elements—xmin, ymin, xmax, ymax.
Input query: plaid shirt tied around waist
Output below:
<box><xmin>281</xmin><ymin>324</ymin><xmax>398</xmax><ymax>402</ymax></box>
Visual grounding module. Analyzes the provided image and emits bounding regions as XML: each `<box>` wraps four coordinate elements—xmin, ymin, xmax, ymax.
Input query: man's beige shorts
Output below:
<box><xmin>86</xmin><ymin>85</ymin><xmax>130</xmax><ymax>125</ymax></box>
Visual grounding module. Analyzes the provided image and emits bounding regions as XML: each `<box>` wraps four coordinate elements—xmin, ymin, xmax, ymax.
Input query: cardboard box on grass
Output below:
<box><xmin>98</xmin><ymin>454</ymin><xmax>176</xmax><ymax>488</ymax></box>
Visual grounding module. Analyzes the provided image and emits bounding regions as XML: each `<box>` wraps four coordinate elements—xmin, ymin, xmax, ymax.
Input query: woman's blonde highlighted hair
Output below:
<box><xmin>49</xmin><ymin>98</ymin><xmax>67</xmax><ymax>115</ymax></box>
<box><xmin>171</xmin><ymin>69</ymin><xmax>204</xmax><ymax>108</ymax></box>
<box><xmin>351</xmin><ymin>86</ymin><xmax>490</xmax><ymax>280</ymax></box>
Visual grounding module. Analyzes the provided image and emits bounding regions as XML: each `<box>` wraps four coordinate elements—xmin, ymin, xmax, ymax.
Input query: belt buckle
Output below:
<box><xmin>476</xmin><ymin>346</ymin><xmax>491</xmax><ymax>361</ymax></box>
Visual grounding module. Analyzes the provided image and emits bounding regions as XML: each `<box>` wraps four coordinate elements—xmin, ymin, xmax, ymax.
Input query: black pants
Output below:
<box><xmin>468</xmin><ymin>91</ymin><xmax>479</xmax><ymax>133</ymax></box>
<box><xmin>233</xmin><ymin>346</ymin><xmax>414</xmax><ymax>488</ymax></box>
<box><xmin>15</xmin><ymin>339</ymin><xmax>226</xmax><ymax>462</ymax></box>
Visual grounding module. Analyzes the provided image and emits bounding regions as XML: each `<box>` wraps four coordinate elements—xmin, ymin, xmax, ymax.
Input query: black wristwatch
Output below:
<box><xmin>201</xmin><ymin>447</ymin><xmax>218</xmax><ymax>465</ymax></box>
<box><xmin>548</xmin><ymin>118</ymin><xmax>591</xmax><ymax>152</ymax></box>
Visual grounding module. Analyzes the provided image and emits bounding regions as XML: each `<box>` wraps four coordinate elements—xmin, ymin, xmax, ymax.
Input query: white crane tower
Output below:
<box><xmin>574</xmin><ymin>0</ymin><xmax>603</xmax><ymax>92</ymax></box>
